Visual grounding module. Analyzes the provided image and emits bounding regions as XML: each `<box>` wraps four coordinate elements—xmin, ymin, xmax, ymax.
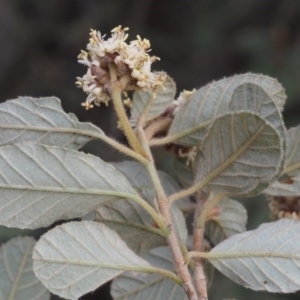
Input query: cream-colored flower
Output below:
<box><xmin>76</xmin><ymin>26</ymin><xmax>165</xmax><ymax>109</ymax></box>
<box><xmin>173</xmin><ymin>89</ymin><xmax>196</xmax><ymax>115</ymax></box>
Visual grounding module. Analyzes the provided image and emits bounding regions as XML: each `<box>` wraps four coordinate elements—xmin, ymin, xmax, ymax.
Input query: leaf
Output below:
<box><xmin>111</xmin><ymin>247</ymin><xmax>188</xmax><ymax>300</ymax></box>
<box><xmin>114</xmin><ymin>160</ymin><xmax>190</xmax><ymax>205</ymax></box>
<box><xmin>0</xmin><ymin>96</ymin><xmax>104</xmax><ymax>149</ymax></box>
<box><xmin>32</xmin><ymin>221</ymin><xmax>151</xmax><ymax>300</ymax></box>
<box><xmin>95</xmin><ymin>199</ymin><xmax>166</xmax><ymax>255</ymax></box>
<box><xmin>206</xmin><ymin>199</ymin><xmax>247</xmax><ymax>245</ymax></box>
<box><xmin>206</xmin><ymin>219</ymin><xmax>300</xmax><ymax>293</ymax></box>
<box><xmin>0</xmin><ymin>236</ymin><xmax>50</xmax><ymax>300</ymax></box>
<box><xmin>283</xmin><ymin>125</ymin><xmax>300</xmax><ymax>175</ymax></box>
<box><xmin>130</xmin><ymin>73</ymin><xmax>176</xmax><ymax>125</ymax></box>
<box><xmin>173</xmin><ymin>157</ymin><xmax>195</xmax><ymax>188</ymax></box>
<box><xmin>168</xmin><ymin>74</ymin><xmax>286</xmax><ymax>146</ymax></box>
<box><xmin>0</xmin><ymin>143</ymin><xmax>138</xmax><ymax>229</ymax></box>
<box><xmin>113</xmin><ymin>160</ymin><xmax>188</xmax><ymax>243</ymax></box>
<box><xmin>229</xmin><ymin>83</ymin><xmax>286</xmax><ymax>142</ymax></box>
<box><xmin>195</xmin><ymin>112</ymin><xmax>284</xmax><ymax>196</ymax></box>
<box><xmin>264</xmin><ymin>171</ymin><xmax>300</xmax><ymax>196</ymax></box>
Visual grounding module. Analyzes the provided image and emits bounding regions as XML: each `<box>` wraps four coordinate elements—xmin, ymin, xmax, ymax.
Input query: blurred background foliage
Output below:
<box><xmin>1</xmin><ymin>0</ymin><xmax>300</xmax><ymax>299</ymax></box>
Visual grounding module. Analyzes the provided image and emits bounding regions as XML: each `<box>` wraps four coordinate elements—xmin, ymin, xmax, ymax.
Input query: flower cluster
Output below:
<box><xmin>76</xmin><ymin>26</ymin><xmax>165</xmax><ymax>109</ymax></box>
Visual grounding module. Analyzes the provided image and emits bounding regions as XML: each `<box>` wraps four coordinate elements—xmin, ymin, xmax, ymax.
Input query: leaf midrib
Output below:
<box><xmin>197</xmin><ymin>121</ymin><xmax>267</xmax><ymax>189</ymax></box>
<box><xmin>196</xmin><ymin>251</ymin><xmax>300</xmax><ymax>260</ymax></box>
<box><xmin>8</xmin><ymin>239</ymin><xmax>34</xmax><ymax>300</ymax></box>
<box><xmin>0</xmin><ymin>125</ymin><xmax>102</xmax><ymax>139</ymax></box>
<box><xmin>0</xmin><ymin>185</ymin><xmax>136</xmax><ymax>198</ymax></box>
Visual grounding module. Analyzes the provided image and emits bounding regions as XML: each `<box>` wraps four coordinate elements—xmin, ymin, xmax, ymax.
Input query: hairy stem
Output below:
<box><xmin>136</xmin><ymin>111</ymin><xmax>197</xmax><ymax>299</ymax></box>
<box><xmin>196</xmin><ymin>192</ymin><xmax>225</xmax><ymax>229</ymax></box>
<box><xmin>192</xmin><ymin>192</ymin><xmax>225</xmax><ymax>299</ymax></box>
<box><xmin>145</xmin><ymin>117</ymin><xmax>173</xmax><ymax>141</ymax></box>
<box><xmin>192</xmin><ymin>194</ymin><xmax>207</xmax><ymax>300</ymax></box>
<box><xmin>109</xmin><ymin>64</ymin><xmax>147</xmax><ymax>157</ymax></box>
<box><xmin>149</xmin><ymin>121</ymin><xmax>211</xmax><ymax>146</ymax></box>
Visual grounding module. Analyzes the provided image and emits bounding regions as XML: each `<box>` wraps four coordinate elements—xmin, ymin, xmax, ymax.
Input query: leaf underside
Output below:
<box><xmin>113</xmin><ymin>160</ymin><xmax>188</xmax><ymax>244</ymax></box>
<box><xmin>206</xmin><ymin>198</ymin><xmax>247</xmax><ymax>245</ymax></box>
<box><xmin>33</xmin><ymin>221</ymin><xmax>151</xmax><ymax>300</ymax></box>
<box><xmin>169</xmin><ymin>74</ymin><xmax>286</xmax><ymax>146</ymax></box>
<box><xmin>0</xmin><ymin>97</ymin><xmax>103</xmax><ymax>149</ymax></box>
<box><xmin>111</xmin><ymin>247</ymin><xmax>188</xmax><ymax>300</ymax></box>
<box><xmin>208</xmin><ymin>219</ymin><xmax>300</xmax><ymax>293</ymax></box>
<box><xmin>264</xmin><ymin>171</ymin><xmax>300</xmax><ymax>196</ymax></box>
<box><xmin>0</xmin><ymin>143</ymin><xmax>137</xmax><ymax>229</ymax></box>
<box><xmin>131</xmin><ymin>72</ymin><xmax>176</xmax><ymax>125</ymax></box>
<box><xmin>96</xmin><ymin>198</ymin><xmax>166</xmax><ymax>255</ymax></box>
<box><xmin>281</xmin><ymin>125</ymin><xmax>300</xmax><ymax>176</ymax></box>
<box><xmin>0</xmin><ymin>236</ymin><xmax>50</xmax><ymax>300</ymax></box>
<box><xmin>195</xmin><ymin>112</ymin><xmax>283</xmax><ymax>196</ymax></box>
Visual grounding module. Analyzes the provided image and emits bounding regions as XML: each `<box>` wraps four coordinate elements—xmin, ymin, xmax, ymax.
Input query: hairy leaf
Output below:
<box><xmin>169</xmin><ymin>74</ymin><xmax>286</xmax><ymax>146</ymax></box>
<box><xmin>114</xmin><ymin>160</ymin><xmax>190</xmax><ymax>205</ymax></box>
<box><xmin>0</xmin><ymin>236</ymin><xmax>50</xmax><ymax>300</ymax></box>
<box><xmin>195</xmin><ymin>112</ymin><xmax>284</xmax><ymax>196</ymax></box>
<box><xmin>0</xmin><ymin>143</ymin><xmax>138</xmax><ymax>229</ymax></box>
<box><xmin>95</xmin><ymin>199</ymin><xmax>166</xmax><ymax>255</ymax></box>
<box><xmin>0</xmin><ymin>97</ymin><xmax>103</xmax><ymax>149</ymax></box>
<box><xmin>283</xmin><ymin>125</ymin><xmax>300</xmax><ymax>175</ymax></box>
<box><xmin>206</xmin><ymin>219</ymin><xmax>300</xmax><ymax>293</ymax></box>
<box><xmin>114</xmin><ymin>160</ymin><xmax>188</xmax><ymax>243</ymax></box>
<box><xmin>33</xmin><ymin>221</ymin><xmax>151</xmax><ymax>300</ymax></box>
<box><xmin>264</xmin><ymin>171</ymin><xmax>300</xmax><ymax>196</ymax></box>
<box><xmin>206</xmin><ymin>199</ymin><xmax>247</xmax><ymax>245</ymax></box>
<box><xmin>173</xmin><ymin>157</ymin><xmax>195</xmax><ymax>188</ymax></box>
<box><xmin>131</xmin><ymin>73</ymin><xmax>176</xmax><ymax>125</ymax></box>
<box><xmin>229</xmin><ymin>83</ymin><xmax>286</xmax><ymax>142</ymax></box>
<box><xmin>111</xmin><ymin>247</ymin><xmax>188</xmax><ymax>300</ymax></box>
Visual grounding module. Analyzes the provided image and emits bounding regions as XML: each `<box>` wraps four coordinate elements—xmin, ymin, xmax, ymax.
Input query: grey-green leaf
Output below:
<box><xmin>229</xmin><ymin>83</ymin><xmax>286</xmax><ymax>142</ymax></box>
<box><xmin>33</xmin><ymin>221</ymin><xmax>151</xmax><ymax>300</ymax></box>
<box><xmin>111</xmin><ymin>247</ymin><xmax>188</xmax><ymax>300</ymax></box>
<box><xmin>195</xmin><ymin>112</ymin><xmax>284</xmax><ymax>196</ymax></box>
<box><xmin>0</xmin><ymin>96</ymin><xmax>104</xmax><ymax>149</ymax></box>
<box><xmin>173</xmin><ymin>157</ymin><xmax>195</xmax><ymax>188</ymax></box>
<box><xmin>114</xmin><ymin>160</ymin><xmax>190</xmax><ymax>205</ymax></box>
<box><xmin>206</xmin><ymin>199</ymin><xmax>247</xmax><ymax>245</ymax></box>
<box><xmin>0</xmin><ymin>143</ymin><xmax>138</xmax><ymax>229</ymax></box>
<box><xmin>95</xmin><ymin>199</ymin><xmax>166</xmax><ymax>255</ymax></box>
<box><xmin>283</xmin><ymin>125</ymin><xmax>300</xmax><ymax>175</ymax></box>
<box><xmin>0</xmin><ymin>236</ymin><xmax>50</xmax><ymax>300</ymax></box>
<box><xmin>207</xmin><ymin>219</ymin><xmax>300</xmax><ymax>293</ymax></box>
<box><xmin>131</xmin><ymin>73</ymin><xmax>176</xmax><ymax>125</ymax></box>
<box><xmin>114</xmin><ymin>160</ymin><xmax>188</xmax><ymax>243</ymax></box>
<box><xmin>168</xmin><ymin>74</ymin><xmax>286</xmax><ymax>146</ymax></box>
<box><xmin>264</xmin><ymin>171</ymin><xmax>300</xmax><ymax>196</ymax></box>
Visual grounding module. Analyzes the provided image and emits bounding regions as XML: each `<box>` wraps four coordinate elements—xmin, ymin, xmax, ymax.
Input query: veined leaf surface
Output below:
<box><xmin>264</xmin><ymin>171</ymin><xmax>300</xmax><ymax>196</ymax></box>
<box><xmin>33</xmin><ymin>222</ymin><xmax>151</xmax><ymax>300</ymax></box>
<box><xmin>206</xmin><ymin>219</ymin><xmax>300</xmax><ymax>293</ymax></box>
<box><xmin>195</xmin><ymin>112</ymin><xmax>284</xmax><ymax>196</ymax></box>
<box><xmin>0</xmin><ymin>143</ymin><xmax>137</xmax><ymax>229</ymax></box>
<box><xmin>206</xmin><ymin>199</ymin><xmax>247</xmax><ymax>245</ymax></box>
<box><xmin>283</xmin><ymin>125</ymin><xmax>300</xmax><ymax>175</ymax></box>
<box><xmin>113</xmin><ymin>160</ymin><xmax>188</xmax><ymax>244</ymax></box>
<box><xmin>0</xmin><ymin>97</ymin><xmax>104</xmax><ymax>149</ymax></box>
<box><xmin>96</xmin><ymin>199</ymin><xmax>166</xmax><ymax>255</ymax></box>
<box><xmin>168</xmin><ymin>74</ymin><xmax>285</xmax><ymax>146</ymax></box>
<box><xmin>0</xmin><ymin>236</ymin><xmax>50</xmax><ymax>300</ymax></box>
<box><xmin>173</xmin><ymin>157</ymin><xmax>195</xmax><ymax>188</ymax></box>
<box><xmin>131</xmin><ymin>73</ymin><xmax>176</xmax><ymax>125</ymax></box>
<box><xmin>111</xmin><ymin>247</ymin><xmax>188</xmax><ymax>300</ymax></box>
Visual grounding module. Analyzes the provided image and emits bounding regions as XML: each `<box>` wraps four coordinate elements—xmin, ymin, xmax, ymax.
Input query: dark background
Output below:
<box><xmin>1</xmin><ymin>0</ymin><xmax>300</xmax><ymax>299</ymax></box>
